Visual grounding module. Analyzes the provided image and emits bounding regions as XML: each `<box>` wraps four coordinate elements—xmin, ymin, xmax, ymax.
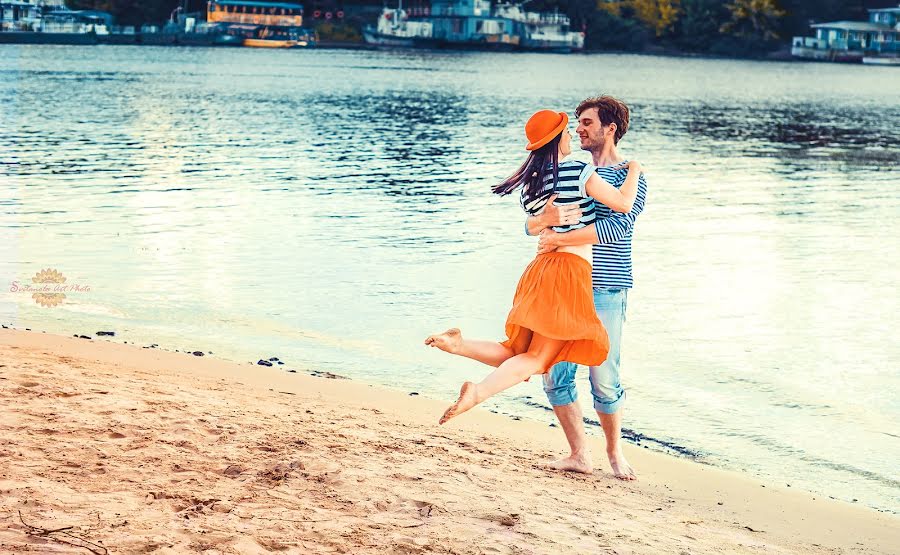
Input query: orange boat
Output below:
<box><xmin>243</xmin><ymin>37</ymin><xmax>299</xmax><ymax>47</ymax></box>
<box><xmin>208</xmin><ymin>0</ymin><xmax>314</xmax><ymax>48</ymax></box>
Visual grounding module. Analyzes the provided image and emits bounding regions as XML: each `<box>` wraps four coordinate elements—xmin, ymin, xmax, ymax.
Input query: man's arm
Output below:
<box><xmin>594</xmin><ymin>173</ymin><xmax>647</xmax><ymax>243</ymax></box>
<box><xmin>538</xmin><ymin>174</ymin><xmax>648</xmax><ymax>253</ymax></box>
<box><xmin>524</xmin><ymin>194</ymin><xmax>582</xmax><ymax>236</ymax></box>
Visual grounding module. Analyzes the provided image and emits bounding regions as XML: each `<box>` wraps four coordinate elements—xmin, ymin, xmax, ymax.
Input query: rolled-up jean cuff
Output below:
<box><xmin>544</xmin><ymin>386</ymin><xmax>578</xmax><ymax>407</ymax></box>
<box><xmin>593</xmin><ymin>390</ymin><xmax>626</xmax><ymax>415</ymax></box>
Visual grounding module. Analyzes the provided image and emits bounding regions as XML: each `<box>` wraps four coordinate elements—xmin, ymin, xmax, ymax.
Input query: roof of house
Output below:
<box><xmin>811</xmin><ymin>21</ymin><xmax>898</xmax><ymax>32</ymax></box>
<box><xmin>209</xmin><ymin>0</ymin><xmax>304</xmax><ymax>10</ymax></box>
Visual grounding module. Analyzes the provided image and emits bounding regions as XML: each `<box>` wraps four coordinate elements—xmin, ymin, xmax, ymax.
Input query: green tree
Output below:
<box><xmin>675</xmin><ymin>0</ymin><xmax>728</xmax><ymax>51</ymax></box>
<box><xmin>628</xmin><ymin>0</ymin><xmax>680</xmax><ymax>37</ymax></box>
<box><xmin>720</xmin><ymin>0</ymin><xmax>786</xmax><ymax>41</ymax></box>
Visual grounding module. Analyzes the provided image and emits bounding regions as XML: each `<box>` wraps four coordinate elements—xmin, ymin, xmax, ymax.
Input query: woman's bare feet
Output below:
<box><xmin>424</xmin><ymin>328</ymin><xmax>463</xmax><ymax>354</ymax></box>
<box><xmin>439</xmin><ymin>381</ymin><xmax>478</xmax><ymax>424</ymax></box>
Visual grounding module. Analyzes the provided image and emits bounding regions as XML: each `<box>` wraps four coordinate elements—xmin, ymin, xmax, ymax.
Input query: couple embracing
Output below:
<box><xmin>426</xmin><ymin>95</ymin><xmax>647</xmax><ymax>480</ymax></box>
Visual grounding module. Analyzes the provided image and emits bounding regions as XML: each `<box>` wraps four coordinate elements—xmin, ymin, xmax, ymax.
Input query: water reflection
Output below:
<box><xmin>654</xmin><ymin>102</ymin><xmax>900</xmax><ymax>153</ymax></box>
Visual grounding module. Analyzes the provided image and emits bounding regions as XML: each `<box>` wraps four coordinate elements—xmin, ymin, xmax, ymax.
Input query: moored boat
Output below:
<box><xmin>209</xmin><ymin>0</ymin><xmax>313</xmax><ymax>48</ymax></box>
<box><xmin>363</xmin><ymin>0</ymin><xmax>582</xmax><ymax>52</ymax></box>
<box><xmin>862</xmin><ymin>55</ymin><xmax>900</xmax><ymax>65</ymax></box>
<box><xmin>243</xmin><ymin>37</ymin><xmax>296</xmax><ymax>47</ymax></box>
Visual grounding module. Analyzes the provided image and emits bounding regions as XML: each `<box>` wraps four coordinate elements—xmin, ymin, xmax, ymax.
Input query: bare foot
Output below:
<box><xmin>547</xmin><ymin>453</ymin><xmax>593</xmax><ymax>474</ymax></box>
<box><xmin>608</xmin><ymin>449</ymin><xmax>636</xmax><ymax>480</ymax></box>
<box><xmin>424</xmin><ymin>328</ymin><xmax>462</xmax><ymax>354</ymax></box>
<box><xmin>439</xmin><ymin>381</ymin><xmax>478</xmax><ymax>424</ymax></box>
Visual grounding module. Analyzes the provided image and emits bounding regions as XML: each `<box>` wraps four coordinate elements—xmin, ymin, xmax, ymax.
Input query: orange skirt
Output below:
<box><xmin>501</xmin><ymin>252</ymin><xmax>609</xmax><ymax>372</ymax></box>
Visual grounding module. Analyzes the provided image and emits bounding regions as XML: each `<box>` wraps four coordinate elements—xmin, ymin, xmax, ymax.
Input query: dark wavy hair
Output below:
<box><xmin>491</xmin><ymin>132</ymin><xmax>562</xmax><ymax>205</ymax></box>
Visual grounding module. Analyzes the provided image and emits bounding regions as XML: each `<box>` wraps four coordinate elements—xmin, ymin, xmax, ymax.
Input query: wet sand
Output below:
<box><xmin>1</xmin><ymin>328</ymin><xmax>897</xmax><ymax>554</ymax></box>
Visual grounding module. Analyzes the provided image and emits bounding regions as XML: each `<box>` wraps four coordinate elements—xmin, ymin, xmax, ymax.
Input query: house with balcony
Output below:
<box><xmin>792</xmin><ymin>5</ymin><xmax>900</xmax><ymax>63</ymax></box>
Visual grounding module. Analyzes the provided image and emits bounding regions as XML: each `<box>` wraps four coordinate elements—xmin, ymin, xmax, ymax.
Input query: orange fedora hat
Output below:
<box><xmin>525</xmin><ymin>110</ymin><xmax>569</xmax><ymax>151</ymax></box>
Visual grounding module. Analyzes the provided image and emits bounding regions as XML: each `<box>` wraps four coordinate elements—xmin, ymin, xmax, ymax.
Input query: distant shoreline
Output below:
<box><xmin>0</xmin><ymin>32</ymin><xmax>806</xmax><ymax>63</ymax></box>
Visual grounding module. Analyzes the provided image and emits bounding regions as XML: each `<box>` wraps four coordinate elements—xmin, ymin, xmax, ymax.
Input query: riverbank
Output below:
<box><xmin>1</xmin><ymin>327</ymin><xmax>897</xmax><ymax>554</ymax></box>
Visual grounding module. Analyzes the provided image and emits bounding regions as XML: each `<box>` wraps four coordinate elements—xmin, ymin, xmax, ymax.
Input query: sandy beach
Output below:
<box><xmin>0</xmin><ymin>327</ymin><xmax>897</xmax><ymax>554</ymax></box>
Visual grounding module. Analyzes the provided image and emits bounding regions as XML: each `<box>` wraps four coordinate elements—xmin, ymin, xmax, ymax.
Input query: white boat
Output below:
<box><xmin>363</xmin><ymin>3</ymin><xmax>436</xmax><ymax>48</ymax></box>
<box><xmin>494</xmin><ymin>3</ymin><xmax>584</xmax><ymax>52</ymax></box>
<box><xmin>862</xmin><ymin>56</ymin><xmax>900</xmax><ymax>65</ymax></box>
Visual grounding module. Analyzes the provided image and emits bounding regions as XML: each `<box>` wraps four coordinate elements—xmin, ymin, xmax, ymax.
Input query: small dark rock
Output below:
<box><xmin>269</xmin><ymin>357</ymin><xmax>279</xmax><ymax>362</ymax></box>
<box><xmin>96</xmin><ymin>331</ymin><xmax>115</xmax><ymax>337</ymax></box>
<box><xmin>77</xmin><ymin>335</ymin><xmax>91</xmax><ymax>340</ymax></box>
<box><xmin>309</xmin><ymin>370</ymin><xmax>348</xmax><ymax>379</ymax></box>
<box><xmin>409</xmin><ymin>392</ymin><xmax>419</xmax><ymax>396</ymax></box>
<box><xmin>25</xmin><ymin>328</ymin><xmax>31</xmax><ymax>331</ymax></box>
<box><xmin>287</xmin><ymin>369</ymin><xmax>297</xmax><ymax>373</ymax></box>
<box><xmin>192</xmin><ymin>351</ymin><xmax>204</xmax><ymax>357</ymax></box>
<box><xmin>257</xmin><ymin>359</ymin><xmax>273</xmax><ymax>367</ymax></box>
<box><xmin>276</xmin><ymin>361</ymin><xmax>284</xmax><ymax>365</ymax></box>
<box><xmin>223</xmin><ymin>465</ymin><xmax>243</xmax><ymax>477</ymax></box>
<box><xmin>717</xmin><ymin>502</ymin><xmax>724</xmax><ymax>506</ymax></box>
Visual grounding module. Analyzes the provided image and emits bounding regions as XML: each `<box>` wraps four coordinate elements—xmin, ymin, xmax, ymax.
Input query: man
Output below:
<box><xmin>526</xmin><ymin>95</ymin><xmax>648</xmax><ymax>480</ymax></box>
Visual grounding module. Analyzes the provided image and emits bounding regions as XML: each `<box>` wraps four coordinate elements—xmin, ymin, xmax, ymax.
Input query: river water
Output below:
<box><xmin>1</xmin><ymin>45</ymin><xmax>898</xmax><ymax>512</ymax></box>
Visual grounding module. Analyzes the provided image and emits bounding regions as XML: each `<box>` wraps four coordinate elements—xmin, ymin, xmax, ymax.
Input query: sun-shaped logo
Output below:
<box><xmin>31</xmin><ymin>268</ymin><xmax>66</xmax><ymax>307</ymax></box>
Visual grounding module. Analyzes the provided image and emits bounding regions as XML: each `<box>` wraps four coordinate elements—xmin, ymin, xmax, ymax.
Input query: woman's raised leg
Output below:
<box><xmin>425</xmin><ymin>327</ymin><xmax>532</xmax><ymax>368</ymax></box>
<box><xmin>439</xmin><ymin>332</ymin><xmax>566</xmax><ymax>424</ymax></box>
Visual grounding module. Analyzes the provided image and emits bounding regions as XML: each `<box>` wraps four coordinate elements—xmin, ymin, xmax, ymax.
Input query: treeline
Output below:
<box><xmin>69</xmin><ymin>0</ymin><xmax>899</xmax><ymax>55</ymax></box>
<box><xmin>542</xmin><ymin>0</ymin><xmax>899</xmax><ymax>56</ymax></box>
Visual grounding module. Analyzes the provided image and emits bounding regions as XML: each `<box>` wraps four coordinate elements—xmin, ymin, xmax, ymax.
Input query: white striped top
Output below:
<box><xmin>520</xmin><ymin>160</ymin><xmax>598</xmax><ymax>233</ymax></box>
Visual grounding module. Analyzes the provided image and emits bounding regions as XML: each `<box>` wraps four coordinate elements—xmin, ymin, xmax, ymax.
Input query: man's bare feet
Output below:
<box><xmin>547</xmin><ymin>452</ymin><xmax>593</xmax><ymax>474</ymax></box>
<box><xmin>608</xmin><ymin>448</ymin><xmax>636</xmax><ymax>480</ymax></box>
<box><xmin>439</xmin><ymin>381</ymin><xmax>478</xmax><ymax>424</ymax></box>
<box><xmin>424</xmin><ymin>328</ymin><xmax>462</xmax><ymax>354</ymax></box>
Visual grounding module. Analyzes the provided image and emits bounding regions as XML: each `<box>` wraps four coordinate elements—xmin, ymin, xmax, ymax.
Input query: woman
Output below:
<box><xmin>426</xmin><ymin>109</ymin><xmax>642</xmax><ymax>425</ymax></box>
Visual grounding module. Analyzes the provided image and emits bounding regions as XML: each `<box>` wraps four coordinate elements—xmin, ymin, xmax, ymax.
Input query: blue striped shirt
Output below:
<box><xmin>591</xmin><ymin>163</ymin><xmax>648</xmax><ymax>289</ymax></box>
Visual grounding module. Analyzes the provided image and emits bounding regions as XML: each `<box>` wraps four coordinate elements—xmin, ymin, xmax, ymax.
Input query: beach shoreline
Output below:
<box><xmin>1</xmin><ymin>326</ymin><xmax>897</xmax><ymax>554</ymax></box>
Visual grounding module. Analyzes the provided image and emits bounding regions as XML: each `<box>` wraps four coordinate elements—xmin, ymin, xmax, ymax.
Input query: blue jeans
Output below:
<box><xmin>542</xmin><ymin>287</ymin><xmax>627</xmax><ymax>414</ymax></box>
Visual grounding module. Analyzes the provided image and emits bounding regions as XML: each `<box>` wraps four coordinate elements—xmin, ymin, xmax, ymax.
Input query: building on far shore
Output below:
<box><xmin>0</xmin><ymin>0</ymin><xmax>111</xmax><ymax>42</ymax></box>
<box><xmin>792</xmin><ymin>5</ymin><xmax>900</xmax><ymax>63</ymax></box>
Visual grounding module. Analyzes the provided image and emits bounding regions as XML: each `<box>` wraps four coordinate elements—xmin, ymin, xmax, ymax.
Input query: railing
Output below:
<box><xmin>1</xmin><ymin>21</ymin><xmax>38</xmax><ymax>31</ymax></box>
<box><xmin>792</xmin><ymin>36</ymin><xmax>826</xmax><ymax>49</ymax></box>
